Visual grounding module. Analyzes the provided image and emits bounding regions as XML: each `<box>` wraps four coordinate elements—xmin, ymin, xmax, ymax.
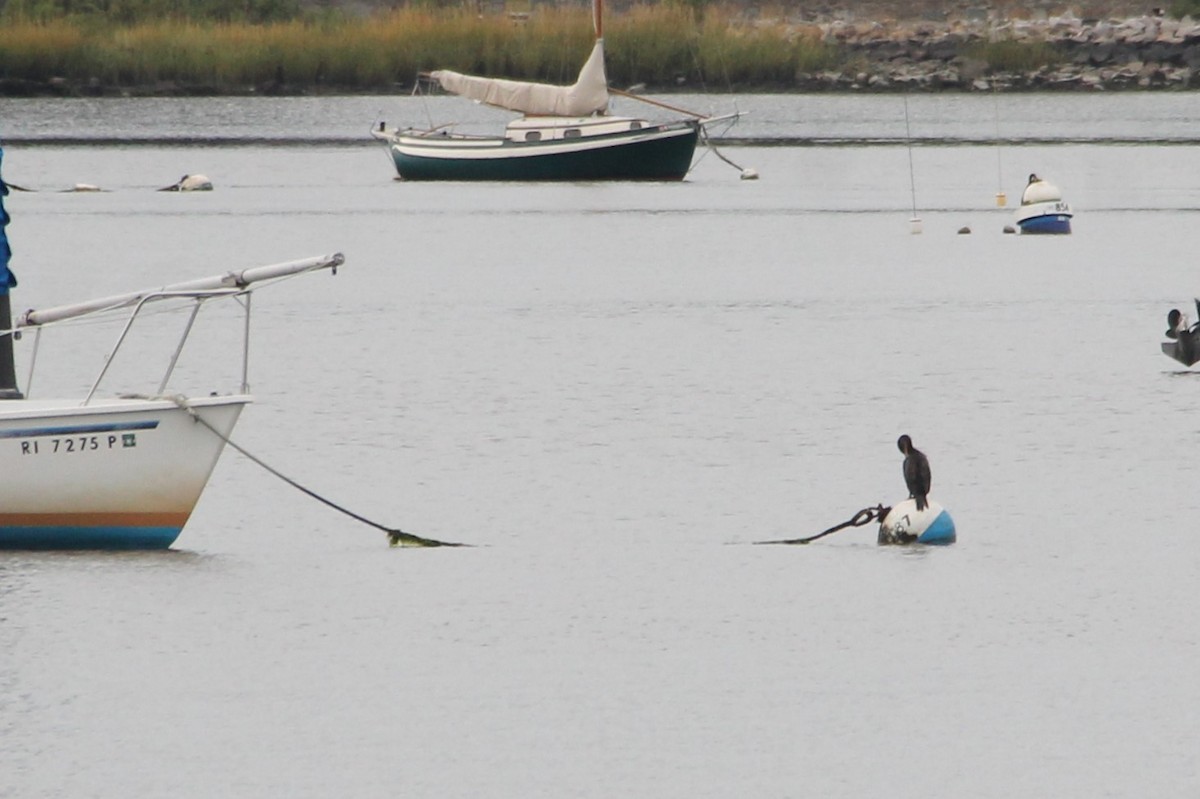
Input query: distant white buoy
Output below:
<box><xmin>739</xmin><ymin>167</ymin><xmax>759</xmax><ymax>181</ymax></box>
<box><xmin>178</xmin><ymin>174</ymin><xmax>213</xmax><ymax>191</ymax></box>
<box><xmin>909</xmin><ymin>217</ymin><xmax>923</xmax><ymax>235</ymax></box>
<box><xmin>67</xmin><ymin>183</ymin><xmax>103</xmax><ymax>193</ymax></box>
<box><xmin>159</xmin><ymin>174</ymin><xmax>213</xmax><ymax>192</ymax></box>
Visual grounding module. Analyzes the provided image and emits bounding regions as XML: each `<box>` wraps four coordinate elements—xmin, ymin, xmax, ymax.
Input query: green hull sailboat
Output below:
<box><xmin>371</xmin><ymin>0</ymin><xmax>734</xmax><ymax>182</ymax></box>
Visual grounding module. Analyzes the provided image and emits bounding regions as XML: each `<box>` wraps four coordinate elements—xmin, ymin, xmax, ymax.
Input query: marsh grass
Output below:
<box><xmin>694</xmin><ymin>13</ymin><xmax>833</xmax><ymax>87</ymax></box>
<box><xmin>0</xmin><ymin>20</ymin><xmax>92</xmax><ymax>77</ymax></box>
<box><xmin>0</xmin><ymin>5</ymin><xmax>840</xmax><ymax>91</ymax></box>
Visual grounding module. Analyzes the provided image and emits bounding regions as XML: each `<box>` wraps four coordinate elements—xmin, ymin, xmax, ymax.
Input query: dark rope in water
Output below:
<box><xmin>754</xmin><ymin>504</ymin><xmax>889</xmax><ymax>546</ymax></box>
<box><xmin>699</xmin><ymin>124</ymin><xmax>757</xmax><ymax>178</ymax></box>
<box><xmin>175</xmin><ymin>397</ymin><xmax>467</xmax><ymax>548</ymax></box>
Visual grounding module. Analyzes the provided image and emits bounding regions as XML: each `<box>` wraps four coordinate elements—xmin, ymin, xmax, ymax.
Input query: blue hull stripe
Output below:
<box><xmin>0</xmin><ymin>419</ymin><xmax>159</xmax><ymax>439</ymax></box>
<box><xmin>1018</xmin><ymin>215</ymin><xmax>1072</xmax><ymax>234</ymax></box>
<box><xmin>0</xmin><ymin>525</ymin><xmax>182</xmax><ymax>550</ymax></box>
<box><xmin>918</xmin><ymin>510</ymin><xmax>957</xmax><ymax>545</ymax></box>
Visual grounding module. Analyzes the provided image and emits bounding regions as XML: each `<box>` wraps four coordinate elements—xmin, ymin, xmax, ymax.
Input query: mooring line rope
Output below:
<box><xmin>698</xmin><ymin>124</ymin><xmax>758</xmax><ymax>180</ymax></box>
<box><xmin>167</xmin><ymin>395</ymin><xmax>468</xmax><ymax>548</ymax></box>
<box><xmin>754</xmin><ymin>504</ymin><xmax>889</xmax><ymax>546</ymax></box>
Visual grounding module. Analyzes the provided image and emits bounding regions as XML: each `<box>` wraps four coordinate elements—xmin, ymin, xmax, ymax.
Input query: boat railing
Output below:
<box><xmin>7</xmin><ymin>253</ymin><xmax>343</xmax><ymax>404</ymax></box>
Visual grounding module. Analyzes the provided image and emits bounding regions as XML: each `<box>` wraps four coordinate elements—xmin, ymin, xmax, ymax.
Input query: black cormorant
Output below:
<box><xmin>897</xmin><ymin>435</ymin><xmax>931</xmax><ymax>512</ymax></box>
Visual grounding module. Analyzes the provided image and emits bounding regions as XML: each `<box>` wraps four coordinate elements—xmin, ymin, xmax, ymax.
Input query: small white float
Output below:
<box><xmin>159</xmin><ymin>174</ymin><xmax>213</xmax><ymax>192</ymax></box>
<box><xmin>1015</xmin><ymin>173</ymin><xmax>1072</xmax><ymax>234</ymax></box>
<box><xmin>878</xmin><ymin>498</ymin><xmax>956</xmax><ymax>545</ymax></box>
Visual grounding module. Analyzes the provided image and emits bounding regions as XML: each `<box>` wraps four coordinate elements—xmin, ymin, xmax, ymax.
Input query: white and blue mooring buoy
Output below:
<box><xmin>1014</xmin><ymin>174</ymin><xmax>1072</xmax><ymax>235</ymax></box>
<box><xmin>878</xmin><ymin>498</ymin><xmax>956</xmax><ymax>545</ymax></box>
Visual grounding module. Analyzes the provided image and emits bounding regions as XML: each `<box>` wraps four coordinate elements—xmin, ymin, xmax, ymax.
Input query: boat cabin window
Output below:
<box><xmin>564</xmin><ymin>128</ymin><xmax>582</xmax><ymax>139</ymax></box>
<box><xmin>525</xmin><ymin>131</ymin><xmax>542</xmax><ymax>142</ymax></box>
<box><xmin>630</xmin><ymin>121</ymin><xmax>643</xmax><ymax>130</ymax></box>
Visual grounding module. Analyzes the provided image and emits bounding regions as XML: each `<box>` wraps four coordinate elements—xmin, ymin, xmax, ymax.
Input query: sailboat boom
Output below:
<box><xmin>17</xmin><ymin>253</ymin><xmax>344</xmax><ymax>328</ymax></box>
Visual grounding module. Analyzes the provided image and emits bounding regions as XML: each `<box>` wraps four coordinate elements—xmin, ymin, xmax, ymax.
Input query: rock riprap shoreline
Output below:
<box><xmin>800</xmin><ymin>11</ymin><xmax>1200</xmax><ymax>90</ymax></box>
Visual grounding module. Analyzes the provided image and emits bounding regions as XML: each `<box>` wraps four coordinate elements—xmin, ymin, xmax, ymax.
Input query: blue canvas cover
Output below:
<box><xmin>0</xmin><ymin>146</ymin><xmax>16</xmax><ymax>295</ymax></box>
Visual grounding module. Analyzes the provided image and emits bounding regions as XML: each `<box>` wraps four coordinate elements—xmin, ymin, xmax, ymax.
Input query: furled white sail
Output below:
<box><xmin>431</xmin><ymin>40</ymin><xmax>609</xmax><ymax>117</ymax></box>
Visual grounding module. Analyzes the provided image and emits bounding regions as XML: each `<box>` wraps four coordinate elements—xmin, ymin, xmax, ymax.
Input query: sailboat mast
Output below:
<box><xmin>593</xmin><ymin>0</ymin><xmax>602</xmax><ymax>40</ymax></box>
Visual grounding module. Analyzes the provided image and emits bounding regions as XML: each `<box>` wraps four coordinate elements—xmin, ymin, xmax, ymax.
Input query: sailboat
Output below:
<box><xmin>371</xmin><ymin>0</ymin><xmax>735</xmax><ymax>182</ymax></box>
<box><xmin>0</xmin><ymin>146</ymin><xmax>344</xmax><ymax>549</ymax></box>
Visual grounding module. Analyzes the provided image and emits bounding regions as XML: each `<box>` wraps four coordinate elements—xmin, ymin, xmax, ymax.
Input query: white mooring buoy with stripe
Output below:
<box><xmin>878</xmin><ymin>498</ymin><xmax>956</xmax><ymax>545</ymax></box>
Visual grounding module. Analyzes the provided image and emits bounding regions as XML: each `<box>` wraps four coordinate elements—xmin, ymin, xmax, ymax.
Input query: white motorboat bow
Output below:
<box><xmin>0</xmin><ymin>145</ymin><xmax>343</xmax><ymax>549</ymax></box>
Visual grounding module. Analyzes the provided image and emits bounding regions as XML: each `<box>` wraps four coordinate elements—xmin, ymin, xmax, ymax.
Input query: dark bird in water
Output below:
<box><xmin>897</xmin><ymin>435</ymin><xmax>931</xmax><ymax>512</ymax></box>
<box><xmin>1165</xmin><ymin>308</ymin><xmax>1183</xmax><ymax>338</ymax></box>
<box><xmin>1164</xmin><ymin>301</ymin><xmax>1200</xmax><ymax>367</ymax></box>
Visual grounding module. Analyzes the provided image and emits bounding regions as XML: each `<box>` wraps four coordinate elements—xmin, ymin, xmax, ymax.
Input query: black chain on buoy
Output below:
<box><xmin>755</xmin><ymin>503</ymin><xmax>890</xmax><ymax>546</ymax></box>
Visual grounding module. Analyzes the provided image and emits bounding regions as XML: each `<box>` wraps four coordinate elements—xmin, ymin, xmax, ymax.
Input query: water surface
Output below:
<box><xmin>1</xmin><ymin>95</ymin><xmax>1199</xmax><ymax>797</ymax></box>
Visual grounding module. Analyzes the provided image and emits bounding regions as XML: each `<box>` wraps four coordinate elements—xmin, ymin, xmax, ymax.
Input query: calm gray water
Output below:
<box><xmin>2</xmin><ymin>94</ymin><xmax>1200</xmax><ymax>797</ymax></box>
